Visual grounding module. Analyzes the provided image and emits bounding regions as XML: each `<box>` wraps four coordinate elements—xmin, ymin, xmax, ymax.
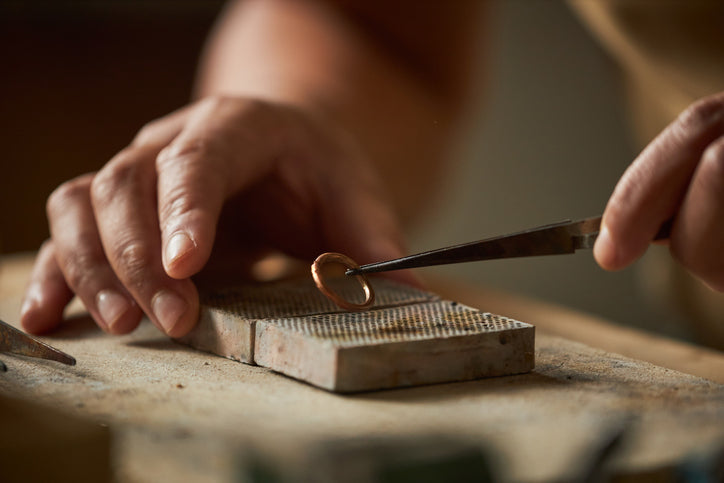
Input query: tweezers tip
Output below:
<box><xmin>45</xmin><ymin>347</ymin><xmax>76</xmax><ymax>366</ymax></box>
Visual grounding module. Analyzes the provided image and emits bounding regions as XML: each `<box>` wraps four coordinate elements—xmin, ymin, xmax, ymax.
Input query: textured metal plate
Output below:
<box><xmin>265</xmin><ymin>301</ymin><xmax>529</xmax><ymax>347</ymax></box>
<box><xmin>254</xmin><ymin>298</ymin><xmax>535</xmax><ymax>392</ymax></box>
<box><xmin>183</xmin><ymin>278</ymin><xmax>535</xmax><ymax>392</ymax></box>
<box><xmin>199</xmin><ymin>277</ymin><xmax>436</xmax><ymax>320</ymax></box>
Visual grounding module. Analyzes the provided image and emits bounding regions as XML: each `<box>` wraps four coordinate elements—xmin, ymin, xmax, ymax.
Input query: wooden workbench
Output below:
<box><xmin>1</xmin><ymin>252</ymin><xmax>723</xmax><ymax>482</ymax></box>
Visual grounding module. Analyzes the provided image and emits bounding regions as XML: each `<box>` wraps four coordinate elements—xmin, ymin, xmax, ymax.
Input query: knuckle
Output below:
<box><xmin>156</xmin><ymin>97</ymin><xmax>281</xmax><ymax>170</ymax></box>
<box><xmin>239</xmin><ymin>97</ymin><xmax>284</xmax><ymax>128</ymax></box>
<box><xmin>156</xmin><ymin>136</ymin><xmax>218</xmax><ymax>169</ymax></box>
<box><xmin>159</xmin><ymin>188</ymin><xmax>200</xmax><ymax>224</ymax></box>
<box><xmin>47</xmin><ymin>175</ymin><xmax>92</xmax><ymax>217</ymax></box>
<box><xmin>677</xmin><ymin>95</ymin><xmax>724</xmax><ymax>133</ymax></box>
<box><xmin>199</xmin><ymin>95</ymin><xmax>277</xmax><ymax>127</ymax></box>
<box><xmin>62</xmin><ymin>249</ymin><xmax>104</xmax><ymax>291</ymax></box>
<box><xmin>89</xmin><ymin>172</ymin><xmax>117</xmax><ymax>207</ymax></box>
<box><xmin>236</xmin><ymin>97</ymin><xmax>271</xmax><ymax>115</ymax></box>
<box><xmin>114</xmin><ymin>241</ymin><xmax>155</xmax><ymax>291</ymax></box>
<box><xmin>198</xmin><ymin>94</ymin><xmax>244</xmax><ymax>113</ymax></box>
<box><xmin>198</xmin><ymin>95</ymin><xmax>227</xmax><ymax>111</ymax></box>
<box><xmin>90</xmin><ymin>153</ymin><xmax>142</xmax><ymax>205</ymax></box>
<box><xmin>132</xmin><ymin>120</ymin><xmax>163</xmax><ymax>147</ymax></box>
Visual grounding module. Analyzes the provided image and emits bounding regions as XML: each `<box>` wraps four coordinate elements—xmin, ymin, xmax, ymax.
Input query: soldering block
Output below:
<box><xmin>176</xmin><ymin>277</ymin><xmax>436</xmax><ymax>363</ymax></box>
<box><xmin>176</xmin><ymin>278</ymin><xmax>535</xmax><ymax>392</ymax></box>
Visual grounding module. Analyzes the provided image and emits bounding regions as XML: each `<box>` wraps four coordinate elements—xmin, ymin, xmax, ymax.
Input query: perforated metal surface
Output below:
<box><xmin>200</xmin><ymin>277</ymin><xmax>436</xmax><ymax>320</ymax></box>
<box><xmin>190</xmin><ymin>278</ymin><xmax>535</xmax><ymax>391</ymax></box>
<box><xmin>267</xmin><ymin>301</ymin><xmax>531</xmax><ymax>347</ymax></box>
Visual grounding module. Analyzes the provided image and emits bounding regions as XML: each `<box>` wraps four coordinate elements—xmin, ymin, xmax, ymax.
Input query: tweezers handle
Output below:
<box><xmin>572</xmin><ymin>217</ymin><xmax>673</xmax><ymax>249</ymax></box>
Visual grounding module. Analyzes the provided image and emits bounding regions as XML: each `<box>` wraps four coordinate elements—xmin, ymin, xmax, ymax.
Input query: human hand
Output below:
<box><xmin>21</xmin><ymin>97</ymin><xmax>411</xmax><ymax>337</ymax></box>
<box><xmin>594</xmin><ymin>92</ymin><xmax>724</xmax><ymax>291</ymax></box>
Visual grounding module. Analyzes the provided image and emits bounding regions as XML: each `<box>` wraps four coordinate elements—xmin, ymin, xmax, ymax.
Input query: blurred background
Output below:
<box><xmin>0</xmin><ymin>1</ymin><xmax>702</xmax><ymax>343</ymax></box>
<box><xmin>410</xmin><ymin>1</ymin><xmax>696</xmax><ymax>340</ymax></box>
<box><xmin>0</xmin><ymin>0</ymin><xmax>225</xmax><ymax>253</ymax></box>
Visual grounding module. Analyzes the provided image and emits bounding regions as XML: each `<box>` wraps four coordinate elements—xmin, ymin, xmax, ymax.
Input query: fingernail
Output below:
<box><xmin>594</xmin><ymin>225</ymin><xmax>616</xmax><ymax>269</ymax></box>
<box><xmin>165</xmin><ymin>232</ymin><xmax>195</xmax><ymax>266</ymax></box>
<box><xmin>96</xmin><ymin>289</ymin><xmax>130</xmax><ymax>331</ymax></box>
<box><xmin>20</xmin><ymin>285</ymin><xmax>41</xmax><ymax>317</ymax></box>
<box><xmin>152</xmin><ymin>290</ymin><xmax>187</xmax><ymax>335</ymax></box>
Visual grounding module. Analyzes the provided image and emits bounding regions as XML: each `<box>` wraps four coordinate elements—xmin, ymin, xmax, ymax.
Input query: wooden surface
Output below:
<box><xmin>0</xmin><ymin>394</ymin><xmax>112</xmax><ymax>483</ymax></box>
<box><xmin>183</xmin><ymin>279</ymin><xmax>534</xmax><ymax>392</ymax></box>
<box><xmin>1</xmin><ymin>252</ymin><xmax>724</xmax><ymax>482</ymax></box>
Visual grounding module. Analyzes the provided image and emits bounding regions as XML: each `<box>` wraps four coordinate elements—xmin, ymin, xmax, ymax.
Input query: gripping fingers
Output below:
<box><xmin>670</xmin><ymin>135</ymin><xmax>724</xmax><ymax>291</ymax></box>
<box><xmin>91</xmin><ymin>146</ymin><xmax>199</xmax><ymax>337</ymax></box>
<box><xmin>595</xmin><ymin>93</ymin><xmax>724</xmax><ymax>270</ymax></box>
<box><xmin>45</xmin><ymin>174</ymin><xmax>144</xmax><ymax>334</ymax></box>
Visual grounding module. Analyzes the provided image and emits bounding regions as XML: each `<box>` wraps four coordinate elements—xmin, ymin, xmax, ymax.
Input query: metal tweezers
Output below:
<box><xmin>346</xmin><ymin>215</ymin><xmax>672</xmax><ymax>276</ymax></box>
<box><xmin>0</xmin><ymin>319</ymin><xmax>76</xmax><ymax>371</ymax></box>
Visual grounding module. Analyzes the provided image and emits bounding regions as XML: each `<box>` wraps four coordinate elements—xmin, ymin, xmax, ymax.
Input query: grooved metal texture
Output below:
<box><xmin>267</xmin><ymin>301</ymin><xmax>530</xmax><ymax>347</ymax></box>
<box><xmin>199</xmin><ymin>277</ymin><xmax>436</xmax><ymax>320</ymax></box>
<box><xmin>186</xmin><ymin>277</ymin><xmax>535</xmax><ymax>392</ymax></box>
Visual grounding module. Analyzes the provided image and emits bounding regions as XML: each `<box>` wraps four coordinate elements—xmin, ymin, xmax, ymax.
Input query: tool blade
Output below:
<box><xmin>0</xmin><ymin>319</ymin><xmax>76</xmax><ymax>366</ymax></box>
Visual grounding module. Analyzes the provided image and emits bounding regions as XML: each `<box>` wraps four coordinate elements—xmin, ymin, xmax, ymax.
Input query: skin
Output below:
<box><xmin>594</xmin><ymin>92</ymin><xmax>724</xmax><ymax>292</ymax></box>
<box><xmin>21</xmin><ymin>1</ymin><xmax>724</xmax><ymax>338</ymax></box>
<box><xmin>20</xmin><ymin>0</ymin><xmax>482</xmax><ymax>337</ymax></box>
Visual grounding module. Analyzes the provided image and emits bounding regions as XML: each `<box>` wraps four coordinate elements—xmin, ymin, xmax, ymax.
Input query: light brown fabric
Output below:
<box><xmin>570</xmin><ymin>0</ymin><xmax>724</xmax><ymax>348</ymax></box>
<box><xmin>570</xmin><ymin>0</ymin><xmax>724</xmax><ymax>143</ymax></box>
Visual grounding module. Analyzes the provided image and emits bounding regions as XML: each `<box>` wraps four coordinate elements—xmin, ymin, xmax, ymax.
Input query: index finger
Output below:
<box><xmin>595</xmin><ymin>93</ymin><xmax>724</xmax><ymax>270</ymax></box>
<box><xmin>155</xmin><ymin>98</ymin><xmax>287</xmax><ymax>280</ymax></box>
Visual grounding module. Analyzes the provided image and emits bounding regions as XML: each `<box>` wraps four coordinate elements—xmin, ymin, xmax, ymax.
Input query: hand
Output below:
<box><xmin>21</xmin><ymin>97</ymin><xmax>411</xmax><ymax>336</ymax></box>
<box><xmin>594</xmin><ymin>92</ymin><xmax>724</xmax><ymax>291</ymax></box>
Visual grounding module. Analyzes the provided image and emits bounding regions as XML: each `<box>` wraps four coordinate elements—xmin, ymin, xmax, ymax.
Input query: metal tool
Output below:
<box><xmin>0</xmin><ymin>318</ymin><xmax>76</xmax><ymax>369</ymax></box>
<box><xmin>346</xmin><ymin>215</ymin><xmax>672</xmax><ymax>276</ymax></box>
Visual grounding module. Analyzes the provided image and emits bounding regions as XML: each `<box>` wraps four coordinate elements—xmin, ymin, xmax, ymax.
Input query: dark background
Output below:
<box><xmin>0</xmin><ymin>1</ymin><xmax>225</xmax><ymax>253</ymax></box>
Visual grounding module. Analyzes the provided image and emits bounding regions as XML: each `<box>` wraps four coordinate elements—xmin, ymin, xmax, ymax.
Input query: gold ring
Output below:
<box><xmin>311</xmin><ymin>252</ymin><xmax>375</xmax><ymax>311</ymax></box>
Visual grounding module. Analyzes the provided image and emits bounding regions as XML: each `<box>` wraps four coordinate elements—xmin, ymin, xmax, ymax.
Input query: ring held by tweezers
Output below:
<box><xmin>311</xmin><ymin>252</ymin><xmax>375</xmax><ymax>311</ymax></box>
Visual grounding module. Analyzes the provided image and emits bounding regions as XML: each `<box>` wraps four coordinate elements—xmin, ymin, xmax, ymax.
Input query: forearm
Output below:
<box><xmin>195</xmin><ymin>0</ymin><xmax>482</xmax><ymax>223</ymax></box>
